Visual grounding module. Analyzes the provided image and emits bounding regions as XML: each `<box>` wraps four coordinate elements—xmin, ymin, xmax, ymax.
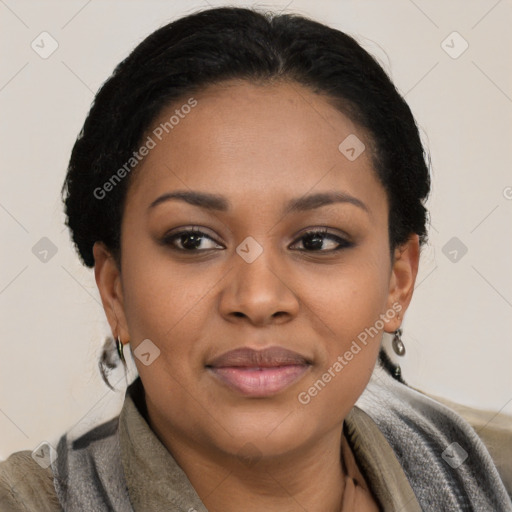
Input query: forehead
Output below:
<box><xmin>125</xmin><ymin>79</ymin><xmax>385</xmax><ymax>214</ymax></box>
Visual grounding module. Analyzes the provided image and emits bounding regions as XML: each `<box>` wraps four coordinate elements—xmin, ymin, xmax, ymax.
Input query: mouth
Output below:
<box><xmin>206</xmin><ymin>346</ymin><xmax>312</xmax><ymax>397</ymax></box>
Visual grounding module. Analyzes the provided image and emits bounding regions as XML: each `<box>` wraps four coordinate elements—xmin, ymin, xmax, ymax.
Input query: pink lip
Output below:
<box><xmin>206</xmin><ymin>347</ymin><xmax>311</xmax><ymax>397</ymax></box>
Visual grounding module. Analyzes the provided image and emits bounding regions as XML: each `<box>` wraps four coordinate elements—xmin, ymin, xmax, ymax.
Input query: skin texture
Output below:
<box><xmin>93</xmin><ymin>79</ymin><xmax>420</xmax><ymax>512</ymax></box>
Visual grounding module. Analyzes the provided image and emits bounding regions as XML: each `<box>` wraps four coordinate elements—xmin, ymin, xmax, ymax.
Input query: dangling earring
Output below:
<box><xmin>116</xmin><ymin>336</ymin><xmax>126</xmax><ymax>364</ymax></box>
<box><xmin>392</xmin><ymin>327</ymin><xmax>406</xmax><ymax>356</ymax></box>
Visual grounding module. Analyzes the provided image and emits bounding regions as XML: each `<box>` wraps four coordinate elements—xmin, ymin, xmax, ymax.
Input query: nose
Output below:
<box><xmin>218</xmin><ymin>245</ymin><xmax>300</xmax><ymax>326</ymax></box>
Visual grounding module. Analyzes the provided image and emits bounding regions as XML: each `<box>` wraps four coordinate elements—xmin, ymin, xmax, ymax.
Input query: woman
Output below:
<box><xmin>1</xmin><ymin>6</ymin><xmax>510</xmax><ymax>511</ymax></box>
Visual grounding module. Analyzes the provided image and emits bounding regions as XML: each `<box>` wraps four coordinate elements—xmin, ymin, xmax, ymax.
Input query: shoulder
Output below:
<box><xmin>427</xmin><ymin>392</ymin><xmax>512</xmax><ymax>498</ymax></box>
<box><xmin>357</xmin><ymin>368</ymin><xmax>512</xmax><ymax>509</ymax></box>
<box><xmin>0</xmin><ymin>417</ymin><xmax>122</xmax><ymax>512</ymax></box>
<box><xmin>0</xmin><ymin>450</ymin><xmax>62</xmax><ymax>512</ymax></box>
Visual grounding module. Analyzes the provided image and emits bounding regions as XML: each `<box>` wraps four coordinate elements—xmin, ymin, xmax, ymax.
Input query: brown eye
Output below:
<box><xmin>290</xmin><ymin>229</ymin><xmax>352</xmax><ymax>252</ymax></box>
<box><xmin>162</xmin><ymin>228</ymin><xmax>224</xmax><ymax>251</ymax></box>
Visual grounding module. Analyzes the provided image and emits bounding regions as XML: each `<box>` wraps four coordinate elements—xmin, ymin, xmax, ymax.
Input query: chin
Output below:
<box><xmin>207</xmin><ymin>403</ymin><xmax>321</xmax><ymax>459</ymax></box>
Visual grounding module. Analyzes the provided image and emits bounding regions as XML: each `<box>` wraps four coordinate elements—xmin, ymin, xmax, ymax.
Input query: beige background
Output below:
<box><xmin>1</xmin><ymin>0</ymin><xmax>511</xmax><ymax>459</ymax></box>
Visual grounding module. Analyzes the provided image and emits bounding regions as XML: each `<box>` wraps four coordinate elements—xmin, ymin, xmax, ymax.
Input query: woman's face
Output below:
<box><xmin>95</xmin><ymin>79</ymin><xmax>419</xmax><ymax>460</ymax></box>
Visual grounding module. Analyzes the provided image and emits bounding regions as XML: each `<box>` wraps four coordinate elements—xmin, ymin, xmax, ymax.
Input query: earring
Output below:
<box><xmin>392</xmin><ymin>328</ymin><xmax>406</xmax><ymax>356</ymax></box>
<box><xmin>116</xmin><ymin>336</ymin><xmax>126</xmax><ymax>364</ymax></box>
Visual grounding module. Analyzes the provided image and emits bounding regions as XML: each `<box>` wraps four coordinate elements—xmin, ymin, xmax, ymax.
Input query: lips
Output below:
<box><xmin>206</xmin><ymin>346</ymin><xmax>311</xmax><ymax>397</ymax></box>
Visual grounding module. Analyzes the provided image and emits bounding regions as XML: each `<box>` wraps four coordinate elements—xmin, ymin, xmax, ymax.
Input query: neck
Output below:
<box><xmin>150</xmin><ymin>418</ymin><xmax>347</xmax><ymax>512</ymax></box>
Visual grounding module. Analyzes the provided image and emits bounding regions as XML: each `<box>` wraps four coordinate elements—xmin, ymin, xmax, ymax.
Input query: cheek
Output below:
<box><xmin>294</xmin><ymin>254</ymin><xmax>390</xmax><ymax>409</ymax></box>
<box><xmin>299</xmin><ymin>254</ymin><xmax>390</xmax><ymax>346</ymax></box>
<box><xmin>120</xmin><ymin>247</ymin><xmax>225</xmax><ymax>373</ymax></box>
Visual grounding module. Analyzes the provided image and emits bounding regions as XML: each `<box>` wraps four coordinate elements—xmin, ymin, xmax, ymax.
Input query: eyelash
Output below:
<box><xmin>161</xmin><ymin>227</ymin><xmax>353</xmax><ymax>254</ymax></box>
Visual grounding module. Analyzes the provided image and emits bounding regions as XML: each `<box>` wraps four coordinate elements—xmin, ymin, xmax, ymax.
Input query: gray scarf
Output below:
<box><xmin>50</xmin><ymin>367</ymin><xmax>512</xmax><ymax>511</ymax></box>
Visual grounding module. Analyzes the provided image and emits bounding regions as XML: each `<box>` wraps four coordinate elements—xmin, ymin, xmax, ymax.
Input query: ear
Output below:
<box><xmin>384</xmin><ymin>234</ymin><xmax>420</xmax><ymax>333</ymax></box>
<box><xmin>93</xmin><ymin>242</ymin><xmax>130</xmax><ymax>345</ymax></box>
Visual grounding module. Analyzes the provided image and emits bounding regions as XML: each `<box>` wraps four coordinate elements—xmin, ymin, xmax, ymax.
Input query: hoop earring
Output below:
<box><xmin>392</xmin><ymin>328</ymin><xmax>406</xmax><ymax>356</ymax></box>
<box><xmin>116</xmin><ymin>336</ymin><xmax>126</xmax><ymax>364</ymax></box>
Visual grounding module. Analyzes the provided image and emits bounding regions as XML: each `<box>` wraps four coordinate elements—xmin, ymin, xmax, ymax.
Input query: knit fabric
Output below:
<box><xmin>355</xmin><ymin>366</ymin><xmax>512</xmax><ymax>511</ymax></box>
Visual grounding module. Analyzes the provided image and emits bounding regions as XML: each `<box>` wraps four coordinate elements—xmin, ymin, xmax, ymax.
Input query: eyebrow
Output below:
<box><xmin>148</xmin><ymin>190</ymin><xmax>369</xmax><ymax>215</ymax></box>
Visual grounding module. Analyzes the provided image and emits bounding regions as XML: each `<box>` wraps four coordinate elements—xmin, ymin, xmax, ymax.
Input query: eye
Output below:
<box><xmin>290</xmin><ymin>228</ymin><xmax>352</xmax><ymax>252</ymax></box>
<box><xmin>162</xmin><ymin>227</ymin><xmax>224</xmax><ymax>252</ymax></box>
<box><xmin>161</xmin><ymin>226</ymin><xmax>352</xmax><ymax>253</ymax></box>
